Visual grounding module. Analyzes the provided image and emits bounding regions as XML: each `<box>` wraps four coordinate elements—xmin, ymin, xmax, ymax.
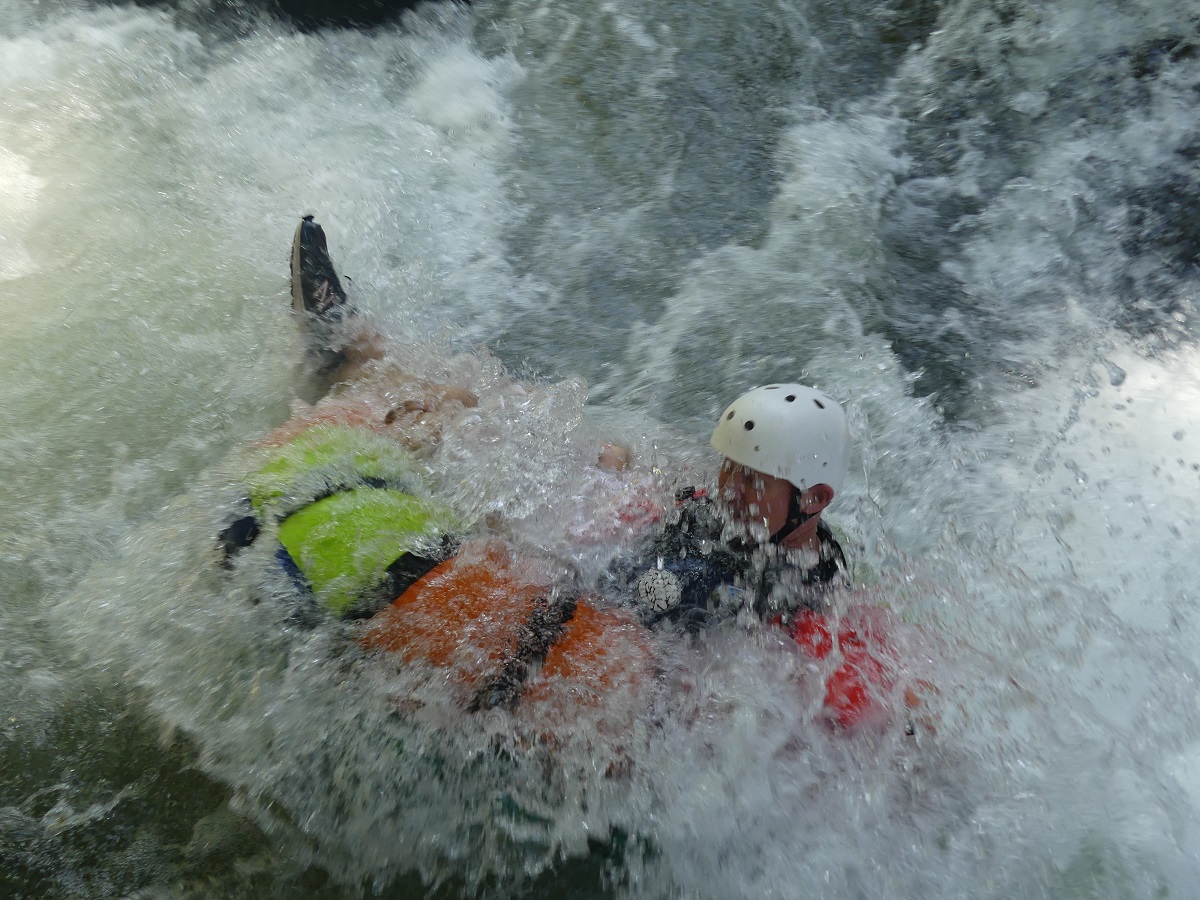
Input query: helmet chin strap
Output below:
<box><xmin>770</xmin><ymin>488</ymin><xmax>812</xmax><ymax>546</ymax></box>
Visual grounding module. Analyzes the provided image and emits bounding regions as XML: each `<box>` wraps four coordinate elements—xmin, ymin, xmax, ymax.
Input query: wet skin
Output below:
<box><xmin>717</xmin><ymin>459</ymin><xmax>833</xmax><ymax>554</ymax></box>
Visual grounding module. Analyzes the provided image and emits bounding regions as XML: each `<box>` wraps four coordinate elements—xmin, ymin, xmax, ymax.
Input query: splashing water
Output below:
<box><xmin>3</xmin><ymin>0</ymin><xmax>1200</xmax><ymax>897</ymax></box>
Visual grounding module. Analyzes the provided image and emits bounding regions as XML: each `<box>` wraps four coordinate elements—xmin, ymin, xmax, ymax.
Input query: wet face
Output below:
<box><xmin>717</xmin><ymin>458</ymin><xmax>835</xmax><ymax>549</ymax></box>
<box><xmin>717</xmin><ymin>459</ymin><xmax>795</xmax><ymax>535</ymax></box>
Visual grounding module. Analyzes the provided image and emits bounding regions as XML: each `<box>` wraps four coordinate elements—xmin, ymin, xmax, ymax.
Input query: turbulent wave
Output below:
<box><xmin>2</xmin><ymin>0</ymin><xmax>1199</xmax><ymax>897</ymax></box>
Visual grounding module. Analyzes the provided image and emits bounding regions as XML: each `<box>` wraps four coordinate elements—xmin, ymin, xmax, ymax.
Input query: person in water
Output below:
<box><xmin>226</xmin><ymin>215</ymin><xmax>925</xmax><ymax>730</ymax></box>
<box><xmin>285</xmin><ymin>213</ymin><xmax>849</xmax><ymax>615</ymax></box>
<box><xmin>600</xmin><ymin>382</ymin><xmax>926</xmax><ymax>731</ymax></box>
<box><xmin>608</xmin><ymin>381</ymin><xmax>850</xmax><ymax>631</ymax></box>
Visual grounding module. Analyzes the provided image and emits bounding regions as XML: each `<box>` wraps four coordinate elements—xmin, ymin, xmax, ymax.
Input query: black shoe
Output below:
<box><xmin>290</xmin><ymin>215</ymin><xmax>353</xmax><ymax>386</ymax></box>
<box><xmin>290</xmin><ymin>215</ymin><xmax>348</xmax><ymax>318</ymax></box>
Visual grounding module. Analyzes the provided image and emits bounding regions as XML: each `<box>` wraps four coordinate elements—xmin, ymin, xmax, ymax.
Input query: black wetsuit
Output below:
<box><xmin>607</xmin><ymin>487</ymin><xmax>847</xmax><ymax>630</ymax></box>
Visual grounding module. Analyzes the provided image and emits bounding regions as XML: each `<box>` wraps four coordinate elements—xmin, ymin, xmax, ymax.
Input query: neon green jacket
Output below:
<box><xmin>237</xmin><ymin>424</ymin><xmax>460</xmax><ymax>616</ymax></box>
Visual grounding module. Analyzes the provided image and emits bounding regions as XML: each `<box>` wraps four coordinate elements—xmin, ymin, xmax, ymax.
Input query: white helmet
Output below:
<box><xmin>710</xmin><ymin>384</ymin><xmax>850</xmax><ymax>495</ymax></box>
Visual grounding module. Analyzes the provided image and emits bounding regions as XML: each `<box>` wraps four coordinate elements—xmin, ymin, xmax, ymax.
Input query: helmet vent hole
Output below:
<box><xmin>785</xmin><ymin>394</ymin><xmax>796</xmax><ymax>402</ymax></box>
<box><xmin>813</xmin><ymin>399</ymin><xmax>825</xmax><ymax>410</ymax></box>
<box><xmin>725</xmin><ymin>411</ymin><xmax>735</xmax><ymax>420</ymax></box>
<box><xmin>743</xmin><ymin>420</ymin><xmax>755</xmax><ymax>431</ymax></box>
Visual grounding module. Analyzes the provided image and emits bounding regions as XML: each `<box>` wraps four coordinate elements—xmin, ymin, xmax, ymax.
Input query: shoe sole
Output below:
<box><xmin>290</xmin><ymin>215</ymin><xmax>348</xmax><ymax>317</ymax></box>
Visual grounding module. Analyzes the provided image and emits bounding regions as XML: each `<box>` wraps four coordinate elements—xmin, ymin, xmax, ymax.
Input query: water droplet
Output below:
<box><xmin>1104</xmin><ymin>360</ymin><xmax>1126</xmax><ymax>386</ymax></box>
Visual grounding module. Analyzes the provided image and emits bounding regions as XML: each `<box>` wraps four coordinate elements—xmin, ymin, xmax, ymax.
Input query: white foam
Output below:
<box><xmin>6</xmin><ymin>0</ymin><xmax>1200</xmax><ymax>896</ymax></box>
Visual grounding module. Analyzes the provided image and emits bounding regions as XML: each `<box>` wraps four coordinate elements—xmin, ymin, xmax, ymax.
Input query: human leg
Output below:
<box><xmin>290</xmin><ymin>214</ymin><xmax>384</xmax><ymax>387</ymax></box>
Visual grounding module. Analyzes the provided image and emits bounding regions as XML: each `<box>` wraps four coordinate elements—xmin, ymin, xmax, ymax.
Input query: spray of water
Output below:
<box><xmin>3</xmin><ymin>0</ymin><xmax>1200</xmax><ymax>897</ymax></box>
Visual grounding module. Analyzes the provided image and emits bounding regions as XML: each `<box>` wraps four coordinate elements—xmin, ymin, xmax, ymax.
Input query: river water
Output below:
<box><xmin>3</xmin><ymin>0</ymin><xmax>1200</xmax><ymax>897</ymax></box>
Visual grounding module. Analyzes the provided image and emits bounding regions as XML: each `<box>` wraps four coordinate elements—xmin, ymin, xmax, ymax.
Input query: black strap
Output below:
<box><xmin>468</xmin><ymin>595</ymin><xmax>579</xmax><ymax>712</ymax></box>
<box><xmin>380</xmin><ymin>535</ymin><xmax>457</xmax><ymax>601</ymax></box>
<box><xmin>336</xmin><ymin>535</ymin><xmax>458</xmax><ymax>621</ymax></box>
<box><xmin>769</xmin><ymin>488</ymin><xmax>813</xmax><ymax>545</ymax></box>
